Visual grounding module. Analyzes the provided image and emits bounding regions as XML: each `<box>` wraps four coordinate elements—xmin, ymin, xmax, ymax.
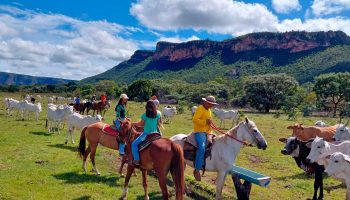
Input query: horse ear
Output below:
<box><xmin>345</xmin><ymin>155</ymin><xmax>350</xmax><ymax>164</ymax></box>
<box><xmin>325</xmin><ymin>155</ymin><xmax>331</xmax><ymax>160</ymax></box>
<box><xmin>245</xmin><ymin>117</ymin><xmax>249</xmax><ymax>123</ymax></box>
<box><xmin>279</xmin><ymin>138</ymin><xmax>287</xmax><ymax>143</ymax></box>
<box><xmin>306</xmin><ymin>142</ymin><xmax>312</xmax><ymax>149</ymax></box>
<box><xmin>287</xmin><ymin>125</ymin><xmax>294</xmax><ymax>129</ymax></box>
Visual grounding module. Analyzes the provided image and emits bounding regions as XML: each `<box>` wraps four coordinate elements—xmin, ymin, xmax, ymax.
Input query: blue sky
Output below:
<box><xmin>1</xmin><ymin>0</ymin><xmax>350</xmax><ymax>80</ymax></box>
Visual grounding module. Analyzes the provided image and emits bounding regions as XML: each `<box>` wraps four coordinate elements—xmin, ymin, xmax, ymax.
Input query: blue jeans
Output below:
<box><xmin>132</xmin><ymin>132</ymin><xmax>151</xmax><ymax>161</ymax></box>
<box><xmin>115</xmin><ymin>118</ymin><xmax>125</xmax><ymax>154</ymax></box>
<box><xmin>195</xmin><ymin>132</ymin><xmax>207</xmax><ymax>170</ymax></box>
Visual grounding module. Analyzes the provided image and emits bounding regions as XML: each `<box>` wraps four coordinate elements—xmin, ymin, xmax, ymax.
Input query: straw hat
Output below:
<box><xmin>201</xmin><ymin>95</ymin><xmax>218</xmax><ymax>105</ymax></box>
<box><xmin>120</xmin><ymin>93</ymin><xmax>129</xmax><ymax>99</ymax></box>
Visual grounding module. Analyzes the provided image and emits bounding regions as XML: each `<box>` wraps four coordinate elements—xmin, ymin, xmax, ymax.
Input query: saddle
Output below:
<box><xmin>183</xmin><ymin>133</ymin><xmax>216</xmax><ymax>171</ymax></box>
<box><xmin>102</xmin><ymin>124</ymin><xmax>119</xmax><ymax>136</ymax></box>
<box><xmin>138</xmin><ymin>133</ymin><xmax>162</xmax><ymax>152</ymax></box>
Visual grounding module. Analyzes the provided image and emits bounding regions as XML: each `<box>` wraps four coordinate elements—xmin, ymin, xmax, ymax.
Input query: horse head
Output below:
<box><xmin>237</xmin><ymin>117</ymin><xmax>268</xmax><ymax>150</ymax></box>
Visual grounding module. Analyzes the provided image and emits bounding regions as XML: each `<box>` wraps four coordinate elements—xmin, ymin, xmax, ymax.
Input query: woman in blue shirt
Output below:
<box><xmin>131</xmin><ymin>100</ymin><xmax>161</xmax><ymax>166</ymax></box>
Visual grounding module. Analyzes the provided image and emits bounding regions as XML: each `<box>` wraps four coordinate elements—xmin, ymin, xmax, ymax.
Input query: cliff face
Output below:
<box><xmin>150</xmin><ymin>31</ymin><xmax>350</xmax><ymax>62</ymax></box>
<box><xmin>81</xmin><ymin>30</ymin><xmax>350</xmax><ymax>84</ymax></box>
<box><xmin>128</xmin><ymin>50</ymin><xmax>154</xmax><ymax>64</ymax></box>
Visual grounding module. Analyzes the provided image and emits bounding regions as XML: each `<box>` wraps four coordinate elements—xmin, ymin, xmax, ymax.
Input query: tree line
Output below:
<box><xmin>2</xmin><ymin>72</ymin><xmax>350</xmax><ymax>118</ymax></box>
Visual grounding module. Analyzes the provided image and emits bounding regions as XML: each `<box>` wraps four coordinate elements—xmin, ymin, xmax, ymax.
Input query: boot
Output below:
<box><xmin>194</xmin><ymin>170</ymin><xmax>201</xmax><ymax>181</ymax></box>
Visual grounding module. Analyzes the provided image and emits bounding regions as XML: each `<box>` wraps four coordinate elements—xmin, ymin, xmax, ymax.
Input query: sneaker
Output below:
<box><xmin>193</xmin><ymin>170</ymin><xmax>201</xmax><ymax>181</ymax></box>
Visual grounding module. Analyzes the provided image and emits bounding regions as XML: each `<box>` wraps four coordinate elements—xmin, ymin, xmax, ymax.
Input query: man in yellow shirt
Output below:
<box><xmin>192</xmin><ymin>95</ymin><xmax>218</xmax><ymax>181</ymax></box>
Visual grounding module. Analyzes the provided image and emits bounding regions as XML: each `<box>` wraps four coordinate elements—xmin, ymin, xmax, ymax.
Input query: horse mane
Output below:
<box><xmin>216</xmin><ymin>121</ymin><xmax>243</xmax><ymax>140</ymax></box>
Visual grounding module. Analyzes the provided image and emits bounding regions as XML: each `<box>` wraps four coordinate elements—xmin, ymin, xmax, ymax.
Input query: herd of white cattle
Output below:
<box><xmin>300</xmin><ymin>120</ymin><xmax>350</xmax><ymax>199</ymax></box>
<box><xmin>4</xmin><ymin>96</ymin><xmax>102</xmax><ymax>145</ymax></box>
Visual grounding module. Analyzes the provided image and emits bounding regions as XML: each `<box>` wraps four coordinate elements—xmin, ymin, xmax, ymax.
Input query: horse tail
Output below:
<box><xmin>78</xmin><ymin>127</ymin><xmax>87</xmax><ymax>158</ymax></box>
<box><xmin>170</xmin><ymin>142</ymin><xmax>185</xmax><ymax>200</ymax></box>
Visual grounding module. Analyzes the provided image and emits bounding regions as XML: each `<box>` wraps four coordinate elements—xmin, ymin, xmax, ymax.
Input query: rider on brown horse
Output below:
<box><xmin>115</xmin><ymin>93</ymin><xmax>129</xmax><ymax>155</ymax></box>
<box><xmin>130</xmin><ymin>100</ymin><xmax>161</xmax><ymax>166</ymax></box>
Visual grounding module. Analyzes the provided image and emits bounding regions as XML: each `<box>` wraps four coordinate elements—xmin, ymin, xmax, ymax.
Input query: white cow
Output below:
<box><xmin>306</xmin><ymin>137</ymin><xmax>350</xmax><ymax>166</ymax></box>
<box><xmin>191</xmin><ymin>106</ymin><xmax>197</xmax><ymax>116</ymax></box>
<box><xmin>162</xmin><ymin>106</ymin><xmax>176</xmax><ymax>122</ymax></box>
<box><xmin>315</xmin><ymin>120</ymin><xmax>327</xmax><ymax>127</ymax></box>
<box><xmin>5</xmin><ymin>98</ymin><xmax>26</xmax><ymax>118</ymax></box>
<box><xmin>36</xmin><ymin>95</ymin><xmax>42</xmax><ymax>102</ymax></box>
<box><xmin>325</xmin><ymin>152</ymin><xmax>350</xmax><ymax>200</ymax></box>
<box><xmin>65</xmin><ymin>113</ymin><xmax>102</xmax><ymax>144</ymax></box>
<box><xmin>334</xmin><ymin>123</ymin><xmax>350</xmax><ymax>142</ymax></box>
<box><xmin>47</xmin><ymin>97</ymin><xmax>54</xmax><ymax>103</ymax></box>
<box><xmin>57</xmin><ymin>96</ymin><xmax>66</xmax><ymax>103</ymax></box>
<box><xmin>213</xmin><ymin>107</ymin><xmax>239</xmax><ymax>128</ymax></box>
<box><xmin>46</xmin><ymin>105</ymin><xmax>73</xmax><ymax>134</ymax></box>
<box><xmin>23</xmin><ymin>101</ymin><xmax>42</xmax><ymax>121</ymax></box>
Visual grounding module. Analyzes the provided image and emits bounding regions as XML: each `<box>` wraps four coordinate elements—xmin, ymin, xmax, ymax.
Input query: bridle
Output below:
<box><xmin>210</xmin><ymin>122</ymin><xmax>255</xmax><ymax>147</ymax></box>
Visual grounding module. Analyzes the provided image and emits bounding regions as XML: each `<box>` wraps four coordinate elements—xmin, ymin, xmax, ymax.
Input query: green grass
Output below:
<box><xmin>0</xmin><ymin>92</ymin><xmax>347</xmax><ymax>200</ymax></box>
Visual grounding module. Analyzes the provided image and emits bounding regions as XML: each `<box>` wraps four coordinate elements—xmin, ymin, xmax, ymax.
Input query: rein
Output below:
<box><xmin>210</xmin><ymin>122</ymin><xmax>253</xmax><ymax>147</ymax></box>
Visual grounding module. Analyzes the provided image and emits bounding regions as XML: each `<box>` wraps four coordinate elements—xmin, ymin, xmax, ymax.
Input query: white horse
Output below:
<box><xmin>170</xmin><ymin>117</ymin><xmax>267</xmax><ymax>200</ymax></box>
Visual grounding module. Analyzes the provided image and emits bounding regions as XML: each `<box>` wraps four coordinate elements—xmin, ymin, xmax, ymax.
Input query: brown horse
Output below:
<box><xmin>73</xmin><ymin>103</ymin><xmax>86</xmax><ymax>115</ymax></box>
<box><xmin>77</xmin><ymin>121</ymin><xmax>129</xmax><ymax>175</ymax></box>
<box><xmin>90</xmin><ymin>101</ymin><xmax>110</xmax><ymax>117</ymax></box>
<box><xmin>120</xmin><ymin>120</ymin><xmax>185</xmax><ymax>200</ymax></box>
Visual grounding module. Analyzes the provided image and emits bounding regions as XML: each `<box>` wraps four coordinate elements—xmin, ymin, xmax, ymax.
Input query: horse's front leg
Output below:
<box><xmin>120</xmin><ymin>165</ymin><xmax>135</xmax><ymax>200</ymax></box>
<box><xmin>89</xmin><ymin>144</ymin><xmax>100</xmax><ymax>175</ymax></box>
<box><xmin>215</xmin><ymin>171</ymin><xmax>227</xmax><ymax>200</ymax></box>
<box><xmin>141</xmin><ymin>169</ymin><xmax>149</xmax><ymax>200</ymax></box>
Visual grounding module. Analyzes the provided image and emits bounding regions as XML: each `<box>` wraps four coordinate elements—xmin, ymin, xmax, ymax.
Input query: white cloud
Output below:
<box><xmin>0</xmin><ymin>6</ymin><xmax>139</xmax><ymax>80</ymax></box>
<box><xmin>277</xmin><ymin>17</ymin><xmax>350</xmax><ymax>35</ymax></box>
<box><xmin>272</xmin><ymin>0</ymin><xmax>301</xmax><ymax>14</ymax></box>
<box><xmin>158</xmin><ymin>35</ymin><xmax>200</xmax><ymax>43</ymax></box>
<box><xmin>130</xmin><ymin>0</ymin><xmax>350</xmax><ymax>36</ymax></box>
<box><xmin>130</xmin><ymin>0</ymin><xmax>279</xmax><ymax>36</ymax></box>
<box><xmin>312</xmin><ymin>0</ymin><xmax>350</xmax><ymax>16</ymax></box>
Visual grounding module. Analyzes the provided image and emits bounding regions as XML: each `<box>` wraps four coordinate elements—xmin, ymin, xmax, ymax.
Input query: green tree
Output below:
<box><xmin>95</xmin><ymin>80</ymin><xmax>117</xmax><ymax>97</ymax></box>
<box><xmin>127</xmin><ymin>79</ymin><xmax>152</xmax><ymax>101</ymax></box>
<box><xmin>244</xmin><ymin>74</ymin><xmax>299</xmax><ymax>113</ymax></box>
<box><xmin>81</xmin><ymin>84</ymin><xmax>95</xmax><ymax>97</ymax></box>
<box><xmin>314</xmin><ymin>73</ymin><xmax>350</xmax><ymax>117</ymax></box>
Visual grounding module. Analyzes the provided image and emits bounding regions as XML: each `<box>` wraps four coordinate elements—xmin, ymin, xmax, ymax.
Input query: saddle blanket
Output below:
<box><xmin>184</xmin><ymin>132</ymin><xmax>216</xmax><ymax>148</ymax></box>
<box><xmin>138</xmin><ymin>133</ymin><xmax>162</xmax><ymax>152</ymax></box>
<box><xmin>102</xmin><ymin>124</ymin><xmax>119</xmax><ymax>136</ymax></box>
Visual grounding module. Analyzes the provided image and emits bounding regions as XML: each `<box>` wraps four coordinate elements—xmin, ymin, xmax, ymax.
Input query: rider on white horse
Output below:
<box><xmin>192</xmin><ymin>95</ymin><xmax>218</xmax><ymax>181</ymax></box>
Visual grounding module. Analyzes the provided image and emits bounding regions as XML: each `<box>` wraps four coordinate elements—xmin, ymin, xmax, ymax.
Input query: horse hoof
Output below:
<box><xmin>65</xmin><ymin>141</ymin><xmax>68</xmax><ymax>144</ymax></box>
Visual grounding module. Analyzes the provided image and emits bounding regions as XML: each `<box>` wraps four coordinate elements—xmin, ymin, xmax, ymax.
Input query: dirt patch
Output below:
<box><xmin>35</xmin><ymin>160</ymin><xmax>49</xmax><ymax>166</ymax></box>
<box><xmin>248</xmin><ymin>154</ymin><xmax>269</xmax><ymax>164</ymax></box>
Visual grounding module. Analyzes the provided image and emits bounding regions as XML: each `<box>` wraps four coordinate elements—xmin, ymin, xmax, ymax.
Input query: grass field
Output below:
<box><xmin>0</xmin><ymin>92</ymin><xmax>347</xmax><ymax>200</ymax></box>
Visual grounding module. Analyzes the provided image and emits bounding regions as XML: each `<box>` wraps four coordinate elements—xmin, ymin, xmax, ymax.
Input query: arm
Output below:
<box><xmin>133</xmin><ymin>119</ymin><xmax>145</xmax><ymax>127</ymax></box>
<box><xmin>115</xmin><ymin>105</ymin><xmax>121</xmax><ymax>119</ymax></box>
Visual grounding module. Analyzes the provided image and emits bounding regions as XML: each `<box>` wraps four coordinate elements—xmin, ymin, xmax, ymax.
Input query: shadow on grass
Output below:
<box><xmin>275</xmin><ymin>172</ymin><xmax>331</xmax><ymax>181</ymax></box>
<box><xmin>52</xmin><ymin>171</ymin><xmax>121</xmax><ymax>187</ymax></box>
<box><xmin>47</xmin><ymin>144</ymin><xmax>77</xmax><ymax>152</ymax></box>
<box><xmin>30</xmin><ymin>131</ymin><xmax>51</xmax><ymax>137</ymax></box>
<box><xmin>136</xmin><ymin>192</ymin><xmax>162</xmax><ymax>200</ymax></box>
<box><xmin>73</xmin><ymin>195</ymin><xmax>91</xmax><ymax>200</ymax></box>
<box><xmin>324</xmin><ymin>183</ymin><xmax>346</xmax><ymax>193</ymax></box>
